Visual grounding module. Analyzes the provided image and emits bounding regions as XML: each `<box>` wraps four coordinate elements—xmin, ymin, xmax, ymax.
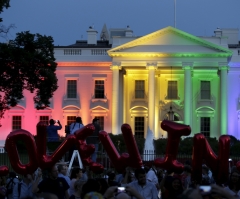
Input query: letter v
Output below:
<box><xmin>99</xmin><ymin>124</ymin><xmax>143</xmax><ymax>171</ymax></box>
<box><xmin>36</xmin><ymin>122</ymin><xmax>76</xmax><ymax>169</ymax></box>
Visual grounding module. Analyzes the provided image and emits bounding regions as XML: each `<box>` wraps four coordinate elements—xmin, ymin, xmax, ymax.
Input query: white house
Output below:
<box><xmin>1</xmin><ymin>25</ymin><xmax>240</xmax><ymax>141</ymax></box>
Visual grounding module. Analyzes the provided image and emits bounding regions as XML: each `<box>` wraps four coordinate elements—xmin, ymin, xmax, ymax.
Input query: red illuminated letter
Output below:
<box><xmin>192</xmin><ymin>133</ymin><xmax>230</xmax><ymax>184</ymax></box>
<box><xmin>5</xmin><ymin>130</ymin><xmax>39</xmax><ymax>174</ymax></box>
<box><xmin>154</xmin><ymin>120</ymin><xmax>191</xmax><ymax>173</ymax></box>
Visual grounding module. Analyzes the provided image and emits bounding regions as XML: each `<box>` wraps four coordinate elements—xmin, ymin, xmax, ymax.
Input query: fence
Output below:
<box><xmin>141</xmin><ymin>150</ymin><xmax>193</xmax><ymax>166</ymax></box>
<box><xmin>0</xmin><ymin>153</ymin><xmax>22</xmax><ymax>172</ymax></box>
<box><xmin>2</xmin><ymin>150</ymin><xmax>240</xmax><ymax>174</ymax></box>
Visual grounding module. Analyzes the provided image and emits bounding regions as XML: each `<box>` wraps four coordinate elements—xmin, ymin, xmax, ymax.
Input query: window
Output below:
<box><xmin>67</xmin><ymin>80</ymin><xmax>77</xmax><ymax>98</ymax></box>
<box><xmin>12</xmin><ymin>116</ymin><xmax>21</xmax><ymax>131</ymax></box>
<box><xmin>201</xmin><ymin>81</ymin><xmax>211</xmax><ymax>100</ymax></box>
<box><xmin>95</xmin><ymin>116</ymin><xmax>104</xmax><ymax>130</ymax></box>
<box><xmin>135</xmin><ymin>80</ymin><xmax>145</xmax><ymax>99</ymax></box>
<box><xmin>39</xmin><ymin>116</ymin><xmax>49</xmax><ymax>126</ymax></box>
<box><xmin>67</xmin><ymin>116</ymin><xmax>76</xmax><ymax>126</ymax></box>
<box><xmin>95</xmin><ymin>80</ymin><xmax>104</xmax><ymax>99</ymax></box>
<box><xmin>135</xmin><ymin>117</ymin><xmax>144</xmax><ymax>139</ymax></box>
<box><xmin>201</xmin><ymin>117</ymin><xmax>210</xmax><ymax>137</ymax></box>
<box><xmin>167</xmin><ymin>81</ymin><xmax>178</xmax><ymax>99</ymax></box>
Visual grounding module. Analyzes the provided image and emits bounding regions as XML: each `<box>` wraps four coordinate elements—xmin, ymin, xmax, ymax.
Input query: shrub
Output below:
<box><xmin>179</xmin><ymin>137</ymin><xmax>193</xmax><ymax>155</ymax></box>
<box><xmin>108</xmin><ymin>133</ymin><xmax>145</xmax><ymax>154</ymax></box>
<box><xmin>154</xmin><ymin>138</ymin><xmax>167</xmax><ymax>155</ymax></box>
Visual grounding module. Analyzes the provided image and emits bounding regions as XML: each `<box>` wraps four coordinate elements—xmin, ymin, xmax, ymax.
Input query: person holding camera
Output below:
<box><xmin>47</xmin><ymin>119</ymin><xmax>62</xmax><ymax>142</ymax></box>
<box><xmin>12</xmin><ymin>172</ymin><xmax>36</xmax><ymax>199</ymax></box>
<box><xmin>128</xmin><ymin>168</ymin><xmax>158</xmax><ymax>199</ymax></box>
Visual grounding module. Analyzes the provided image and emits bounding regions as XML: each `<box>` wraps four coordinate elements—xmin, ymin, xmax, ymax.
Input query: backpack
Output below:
<box><xmin>65</xmin><ymin>125</ymin><xmax>71</xmax><ymax>135</ymax></box>
<box><xmin>6</xmin><ymin>178</ymin><xmax>15</xmax><ymax>196</ymax></box>
<box><xmin>70</xmin><ymin>123</ymin><xmax>82</xmax><ymax>134</ymax></box>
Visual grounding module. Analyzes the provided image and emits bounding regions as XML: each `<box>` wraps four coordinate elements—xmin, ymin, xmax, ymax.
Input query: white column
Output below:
<box><xmin>147</xmin><ymin>63</ymin><xmax>157</xmax><ymax>137</ymax></box>
<box><xmin>111</xmin><ymin>63</ymin><xmax>121</xmax><ymax>135</ymax></box>
<box><xmin>219</xmin><ymin>64</ymin><xmax>228</xmax><ymax>135</ymax></box>
<box><xmin>183</xmin><ymin>63</ymin><xmax>192</xmax><ymax>127</ymax></box>
<box><xmin>155</xmin><ymin>74</ymin><xmax>160</xmax><ymax>138</ymax></box>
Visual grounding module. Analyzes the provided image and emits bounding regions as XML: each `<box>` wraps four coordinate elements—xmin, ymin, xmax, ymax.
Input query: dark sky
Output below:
<box><xmin>1</xmin><ymin>0</ymin><xmax>240</xmax><ymax>45</ymax></box>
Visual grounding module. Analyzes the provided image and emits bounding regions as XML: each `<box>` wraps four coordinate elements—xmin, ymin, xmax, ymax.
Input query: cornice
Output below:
<box><xmin>57</xmin><ymin>62</ymin><xmax>112</xmax><ymax>67</ymax></box>
<box><xmin>108</xmin><ymin>52</ymin><xmax>231</xmax><ymax>58</ymax></box>
<box><xmin>146</xmin><ymin>62</ymin><xmax>158</xmax><ymax>67</ymax></box>
<box><xmin>112</xmin><ymin>62</ymin><xmax>121</xmax><ymax>67</ymax></box>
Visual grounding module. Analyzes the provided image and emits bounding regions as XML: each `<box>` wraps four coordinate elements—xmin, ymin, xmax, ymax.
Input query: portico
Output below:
<box><xmin>108</xmin><ymin>26</ymin><xmax>232</xmax><ymax>138</ymax></box>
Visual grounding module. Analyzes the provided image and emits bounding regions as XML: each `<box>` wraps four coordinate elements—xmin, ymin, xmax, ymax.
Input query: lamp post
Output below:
<box><xmin>168</xmin><ymin>106</ymin><xmax>174</xmax><ymax>121</ymax></box>
<box><xmin>168</xmin><ymin>66</ymin><xmax>175</xmax><ymax>121</ymax></box>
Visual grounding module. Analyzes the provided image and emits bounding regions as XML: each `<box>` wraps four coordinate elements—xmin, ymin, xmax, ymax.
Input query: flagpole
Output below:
<box><xmin>174</xmin><ymin>0</ymin><xmax>176</xmax><ymax>28</ymax></box>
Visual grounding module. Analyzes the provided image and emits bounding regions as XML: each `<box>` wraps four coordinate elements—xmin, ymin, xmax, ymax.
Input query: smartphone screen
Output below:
<box><xmin>118</xmin><ymin>187</ymin><xmax>125</xmax><ymax>193</ymax></box>
<box><xmin>200</xmin><ymin>186</ymin><xmax>211</xmax><ymax>195</ymax></box>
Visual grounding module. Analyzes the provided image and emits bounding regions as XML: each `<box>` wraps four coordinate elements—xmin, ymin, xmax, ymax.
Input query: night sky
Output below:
<box><xmin>1</xmin><ymin>0</ymin><xmax>240</xmax><ymax>45</ymax></box>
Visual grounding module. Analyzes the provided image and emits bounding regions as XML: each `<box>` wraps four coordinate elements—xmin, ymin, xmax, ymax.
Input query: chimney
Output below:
<box><xmin>125</xmin><ymin>25</ymin><xmax>133</xmax><ymax>37</ymax></box>
<box><xmin>87</xmin><ymin>26</ymin><xmax>98</xmax><ymax>45</ymax></box>
<box><xmin>214</xmin><ymin>28</ymin><xmax>222</xmax><ymax>37</ymax></box>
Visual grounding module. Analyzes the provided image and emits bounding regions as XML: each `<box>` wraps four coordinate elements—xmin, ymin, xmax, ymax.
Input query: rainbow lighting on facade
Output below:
<box><xmin>0</xmin><ymin>25</ymin><xmax>240</xmax><ymax>143</ymax></box>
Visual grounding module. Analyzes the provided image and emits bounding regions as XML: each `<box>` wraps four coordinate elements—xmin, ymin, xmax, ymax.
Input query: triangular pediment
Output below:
<box><xmin>108</xmin><ymin>26</ymin><xmax>232</xmax><ymax>58</ymax></box>
<box><xmin>90</xmin><ymin>105</ymin><xmax>108</xmax><ymax>111</ymax></box>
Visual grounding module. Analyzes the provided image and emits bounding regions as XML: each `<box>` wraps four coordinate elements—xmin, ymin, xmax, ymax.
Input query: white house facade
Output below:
<box><xmin>1</xmin><ymin>25</ymin><xmax>240</xmax><ymax>142</ymax></box>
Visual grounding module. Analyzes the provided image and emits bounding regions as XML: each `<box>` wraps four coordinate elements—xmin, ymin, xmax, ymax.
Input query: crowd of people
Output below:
<box><xmin>0</xmin><ymin>162</ymin><xmax>240</xmax><ymax>199</ymax></box>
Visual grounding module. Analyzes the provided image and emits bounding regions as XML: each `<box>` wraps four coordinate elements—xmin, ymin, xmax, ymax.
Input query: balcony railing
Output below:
<box><xmin>91</xmin><ymin>49</ymin><xmax>108</xmax><ymax>55</ymax></box>
<box><xmin>64</xmin><ymin>49</ymin><xmax>81</xmax><ymax>55</ymax></box>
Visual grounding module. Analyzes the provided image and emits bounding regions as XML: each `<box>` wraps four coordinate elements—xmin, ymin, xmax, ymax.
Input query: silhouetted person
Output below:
<box><xmin>87</xmin><ymin>118</ymin><xmax>100</xmax><ymax>162</ymax></box>
<box><xmin>47</xmin><ymin>119</ymin><xmax>62</xmax><ymax>142</ymax></box>
<box><xmin>69</xmin><ymin>117</ymin><xmax>84</xmax><ymax>135</ymax></box>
